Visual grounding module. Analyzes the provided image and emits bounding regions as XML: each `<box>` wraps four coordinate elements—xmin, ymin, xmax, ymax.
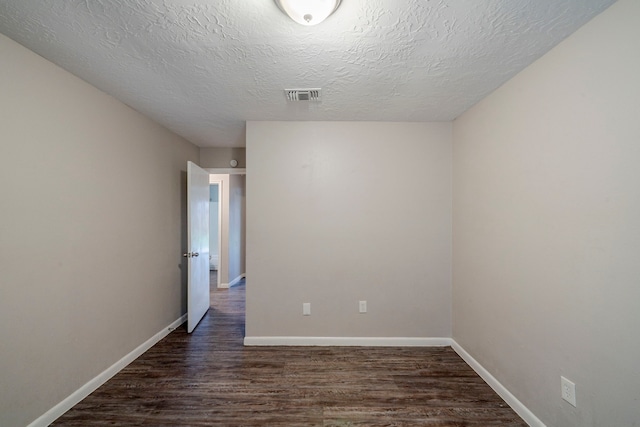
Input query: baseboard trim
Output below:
<box><xmin>27</xmin><ymin>314</ymin><xmax>188</xmax><ymax>427</ymax></box>
<box><xmin>27</xmin><ymin>326</ymin><xmax>543</xmax><ymax>427</ymax></box>
<box><xmin>220</xmin><ymin>273</ymin><xmax>245</xmax><ymax>289</ymax></box>
<box><xmin>243</xmin><ymin>336</ymin><xmax>452</xmax><ymax>347</ymax></box>
<box><xmin>229</xmin><ymin>273</ymin><xmax>245</xmax><ymax>288</ymax></box>
<box><xmin>451</xmin><ymin>340</ymin><xmax>545</xmax><ymax>427</ymax></box>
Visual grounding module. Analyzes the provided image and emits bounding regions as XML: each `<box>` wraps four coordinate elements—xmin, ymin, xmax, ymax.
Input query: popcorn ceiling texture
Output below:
<box><xmin>0</xmin><ymin>0</ymin><xmax>615</xmax><ymax>147</ymax></box>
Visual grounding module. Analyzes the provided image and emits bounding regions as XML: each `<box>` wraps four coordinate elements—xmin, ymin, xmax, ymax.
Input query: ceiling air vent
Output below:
<box><xmin>285</xmin><ymin>88</ymin><xmax>322</xmax><ymax>102</ymax></box>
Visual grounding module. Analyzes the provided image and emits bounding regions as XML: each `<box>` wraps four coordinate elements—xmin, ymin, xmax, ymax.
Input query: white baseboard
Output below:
<box><xmin>243</xmin><ymin>337</ymin><xmax>543</xmax><ymax>425</ymax></box>
<box><xmin>244</xmin><ymin>336</ymin><xmax>452</xmax><ymax>347</ymax></box>
<box><xmin>220</xmin><ymin>273</ymin><xmax>245</xmax><ymax>289</ymax></box>
<box><xmin>27</xmin><ymin>325</ymin><xmax>542</xmax><ymax>427</ymax></box>
<box><xmin>450</xmin><ymin>340</ymin><xmax>546</xmax><ymax>427</ymax></box>
<box><xmin>229</xmin><ymin>273</ymin><xmax>245</xmax><ymax>287</ymax></box>
<box><xmin>27</xmin><ymin>314</ymin><xmax>187</xmax><ymax>427</ymax></box>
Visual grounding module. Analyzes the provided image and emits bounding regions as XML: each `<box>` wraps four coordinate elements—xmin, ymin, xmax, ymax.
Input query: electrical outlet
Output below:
<box><xmin>359</xmin><ymin>300</ymin><xmax>367</xmax><ymax>313</ymax></box>
<box><xmin>303</xmin><ymin>303</ymin><xmax>311</xmax><ymax>316</ymax></box>
<box><xmin>561</xmin><ymin>376</ymin><xmax>576</xmax><ymax>407</ymax></box>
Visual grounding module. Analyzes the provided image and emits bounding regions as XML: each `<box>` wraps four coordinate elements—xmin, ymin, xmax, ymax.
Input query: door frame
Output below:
<box><xmin>209</xmin><ymin>179</ymin><xmax>223</xmax><ymax>289</ymax></box>
<box><xmin>206</xmin><ymin>168</ymin><xmax>246</xmax><ymax>289</ymax></box>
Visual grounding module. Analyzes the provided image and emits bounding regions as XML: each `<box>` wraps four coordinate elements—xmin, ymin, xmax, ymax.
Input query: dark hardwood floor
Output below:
<box><xmin>53</xmin><ymin>272</ymin><xmax>526</xmax><ymax>426</ymax></box>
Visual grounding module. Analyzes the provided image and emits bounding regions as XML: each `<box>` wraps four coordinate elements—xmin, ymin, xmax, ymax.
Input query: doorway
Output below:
<box><xmin>209</xmin><ymin>183</ymin><xmax>221</xmax><ymax>288</ymax></box>
<box><xmin>208</xmin><ymin>172</ymin><xmax>246</xmax><ymax>289</ymax></box>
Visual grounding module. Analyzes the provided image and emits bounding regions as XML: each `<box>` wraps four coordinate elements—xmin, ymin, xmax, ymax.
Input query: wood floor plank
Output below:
<box><xmin>52</xmin><ymin>273</ymin><xmax>526</xmax><ymax>426</ymax></box>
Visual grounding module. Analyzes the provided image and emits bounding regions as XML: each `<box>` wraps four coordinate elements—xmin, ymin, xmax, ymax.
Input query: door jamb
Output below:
<box><xmin>206</xmin><ymin>169</ymin><xmax>246</xmax><ymax>289</ymax></box>
<box><xmin>209</xmin><ymin>179</ymin><xmax>223</xmax><ymax>289</ymax></box>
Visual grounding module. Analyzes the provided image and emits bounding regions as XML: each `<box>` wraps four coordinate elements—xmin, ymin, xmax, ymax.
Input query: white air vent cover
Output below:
<box><xmin>285</xmin><ymin>88</ymin><xmax>322</xmax><ymax>102</ymax></box>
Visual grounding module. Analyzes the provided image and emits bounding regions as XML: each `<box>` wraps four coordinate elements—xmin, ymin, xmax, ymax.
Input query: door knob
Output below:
<box><xmin>182</xmin><ymin>252</ymin><xmax>199</xmax><ymax>258</ymax></box>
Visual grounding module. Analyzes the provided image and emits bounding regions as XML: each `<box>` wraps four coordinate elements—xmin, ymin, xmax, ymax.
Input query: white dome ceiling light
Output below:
<box><xmin>274</xmin><ymin>0</ymin><xmax>342</xmax><ymax>26</ymax></box>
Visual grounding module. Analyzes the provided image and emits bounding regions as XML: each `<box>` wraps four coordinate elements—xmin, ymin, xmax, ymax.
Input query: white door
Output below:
<box><xmin>186</xmin><ymin>161</ymin><xmax>210</xmax><ymax>333</ymax></box>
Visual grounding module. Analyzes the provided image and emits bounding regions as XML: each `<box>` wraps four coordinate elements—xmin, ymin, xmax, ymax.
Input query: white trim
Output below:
<box><xmin>243</xmin><ymin>336</ymin><xmax>452</xmax><ymax>347</ymax></box>
<box><xmin>209</xmin><ymin>179</ymin><xmax>223</xmax><ymax>289</ymax></box>
<box><xmin>451</xmin><ymin>340</ymin><xmax>546</xmax><ymax>427</ymax></box>
<box><xmin>220</xmin><ymin>273</ymin><xmax>245</xmax><ymax>289</ymax></box>
<box><xmin>228</xmin><ymin>273</ymin><xmax>245</xmax><ymax>288</ymax></box>
<box><xmin>205</xmin><ymin>168</ymin><xmax>246</xmax><ymax>175</ymax></box>
<box><xmin>27</xmin><ymin>314</ymin><xmax>188</xmax><ymax>427</ymax></box>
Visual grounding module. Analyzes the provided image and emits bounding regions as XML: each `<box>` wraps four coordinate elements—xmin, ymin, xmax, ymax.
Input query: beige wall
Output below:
<box><xmin>0</xmin><ymin>35</ymin><xmax>199</xmax><ymax>427</ymax></box>
<box><xmin>3</xmin><ymin>0</ymin><xmax>634</xmax><ymax>424</ymax></box>
<box><xmin>200</xmin><ymin>147</ymin><xmax>246</xmax><ymax>168</ymax></box>
<box><xmin>246</xmin><ymin>121</ymin><xmax>452</xmax><ymax>339</ymax></box>
<box><xmin>452</xmin><ymin>1</ymin><xmax>640</xmax><ymax>426</ymax></box>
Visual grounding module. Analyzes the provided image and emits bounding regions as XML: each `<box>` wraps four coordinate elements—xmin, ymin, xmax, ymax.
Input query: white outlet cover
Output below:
<box><xmin>359</xmin><ymin>300</ymin><xmax>367</xmax><ymax>313</ymax></box>
<box><xmin>303</xmin><ymin>303</ymin><xmax>311</xmax><ymax>316</ymax></box>
<box><xmin>561</xmin><ymin>376</ymin><xmax>577</xmax><ymax>407</ymax></box>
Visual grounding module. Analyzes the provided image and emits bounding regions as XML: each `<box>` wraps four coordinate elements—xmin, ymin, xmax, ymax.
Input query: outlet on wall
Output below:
<box><xmin>561</xmin><ymin>376</ymin><xmax>577</xmax><ymax>407</ymax></box>
<box><xmin>359</xmin><ymin>300</ymin><xmax>367</xmax><ymax>313</ymax></box>
<box><xmin>303</xmin><ymin>303</ymin><xmax>311</xmax><ymax>316</ymax></box>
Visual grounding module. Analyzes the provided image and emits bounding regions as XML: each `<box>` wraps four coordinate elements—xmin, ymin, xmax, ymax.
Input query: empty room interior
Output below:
<box><xmin>1</xmin><ymin>0</ymin><xmax>639</xmax><ymax>426</ymax></box>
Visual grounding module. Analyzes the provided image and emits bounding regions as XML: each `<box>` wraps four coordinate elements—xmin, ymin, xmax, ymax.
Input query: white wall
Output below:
<box><xmin>0</xmin><ymin>34</ymin><xmax>199</xmax><ymax>427</ymax></box>
<box><xmin>452</xmin><ymin>1</ymin><xmax>640</xmax><ymax>426</ymax></box>
<box><xmin>209</xmin><ymin>184</ymin><xmax>220</xmax><ymax>270</ymax></box>
<box><xmin>246</xmin><ymin>121</ymin><xmax>452</xmax><ymax>340</ymax></box>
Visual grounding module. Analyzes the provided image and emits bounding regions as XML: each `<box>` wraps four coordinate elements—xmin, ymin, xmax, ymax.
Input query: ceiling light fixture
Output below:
<box><xmin>274</xmin><ymin>0</ymin><xmax>342</xmax><ymax>26</ymax></box>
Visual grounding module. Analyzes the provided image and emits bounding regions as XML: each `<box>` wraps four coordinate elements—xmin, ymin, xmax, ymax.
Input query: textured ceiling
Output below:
<box><xmin>0</xmin><ymin>0</ymin><xmax>616</xmax><ymax>147</ymax></box>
